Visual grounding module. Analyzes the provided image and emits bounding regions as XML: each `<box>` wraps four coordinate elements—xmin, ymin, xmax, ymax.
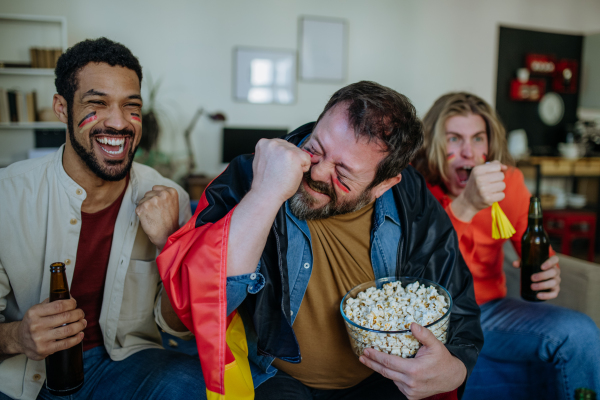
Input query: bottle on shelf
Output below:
<box><xmin>44</xmin><ymin>262</ymin><xmax>84</xmax><ymax>396</ymax></box>
<box><xmin>521</xmin><ymin>197</ymin><xmax>551</xmax><ymax>302</ymax></box>
<box><xmin>575</xmin><ymin>388</ymin><xmax>597</xmax><ymax>400</ymax></box>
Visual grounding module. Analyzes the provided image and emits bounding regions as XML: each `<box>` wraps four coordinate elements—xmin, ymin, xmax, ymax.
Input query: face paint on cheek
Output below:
<box><xmin>302</xmin><ymin>149</ymin><xmax>314</xmax><ymax>157</ymax></box>
<box><xmin>332</xmin><ymin>176</ymin><xmax>350</xmax><ymax>194</ymax></box>
<box><xmin>78</xmin><ymin>112</ymin><xmax>99</xmax><ymax>133</ymax></box>
<box><xmin>447</xmin><ymin>152</ymin><xmax>456</xmax><ymax>162</ymax></box>
<box><xmin>131</xmin><ymin>113</ymin><xmax>142</xmax><ymax>127</ymax></box>
<box><xmin>480</xmin><ymin>153</ymin><xmax>488</xmax><ymax>163</ymax></box>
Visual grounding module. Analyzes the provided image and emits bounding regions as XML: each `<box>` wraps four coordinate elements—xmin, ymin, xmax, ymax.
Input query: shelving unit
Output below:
<box><xmin>0</xmin><ymin>13</ymin><xmax>67</xmax><ymax>167</ymax></box>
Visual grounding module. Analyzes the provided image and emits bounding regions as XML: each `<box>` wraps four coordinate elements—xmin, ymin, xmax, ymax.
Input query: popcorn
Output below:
<box><xmin>342</xmin><ymin>280</ymin><xmax>450</xmax><ymax>358</ymax></box>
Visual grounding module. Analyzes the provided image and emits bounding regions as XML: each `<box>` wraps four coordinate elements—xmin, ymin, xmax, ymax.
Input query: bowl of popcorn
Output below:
<box><xmin>340</xmin><ymin>277</ymin><xmax>452</xmax><ymax>359</ymax></box>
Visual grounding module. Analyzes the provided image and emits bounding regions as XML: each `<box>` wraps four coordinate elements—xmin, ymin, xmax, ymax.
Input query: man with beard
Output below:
<box><xmin>0</xmin><ymin>38</ymin><xmax>203</xmax><ymax>400</ymax></box>
<box><xmin>158</xmin><ymin>81</ymin><xmax>483</xmax><ymax>399</ymax></box>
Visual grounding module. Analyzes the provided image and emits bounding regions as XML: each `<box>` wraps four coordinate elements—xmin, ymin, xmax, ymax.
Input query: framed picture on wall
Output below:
<box><xmin>233</xmin><ymin>47</ymin><xmax>297</xmax><ymax>105</ymax></box>
<box><xmin>299</xmin><ymin>16</ymin><xmax>347</xmax><ymax>82</ymax></box>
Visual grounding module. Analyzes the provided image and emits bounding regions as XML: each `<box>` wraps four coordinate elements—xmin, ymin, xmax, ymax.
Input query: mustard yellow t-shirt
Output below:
<box><xmin>272</xmin><ymin>202</ymin><xmax>376</xmax><ymax>389</ymax></box>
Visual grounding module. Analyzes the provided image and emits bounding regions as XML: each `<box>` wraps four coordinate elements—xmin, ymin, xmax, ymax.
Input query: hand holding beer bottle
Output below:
<box><xmin>514</xmin><ymin>197</ymin><xmax>561</xmax><ymax>301</ymax></box>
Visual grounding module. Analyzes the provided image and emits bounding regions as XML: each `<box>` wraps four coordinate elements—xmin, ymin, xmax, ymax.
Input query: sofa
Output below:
<box><xmin>463</xmin><ymin>242</ymin><xmax>600</xmax><ymax>400</ymax></box>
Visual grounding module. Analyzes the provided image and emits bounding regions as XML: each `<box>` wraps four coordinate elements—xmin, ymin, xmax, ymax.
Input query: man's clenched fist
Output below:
<box><xmin>136</xmin><ymin>185</ymin><xmax>179</xmax><ymax>250</ymax></box>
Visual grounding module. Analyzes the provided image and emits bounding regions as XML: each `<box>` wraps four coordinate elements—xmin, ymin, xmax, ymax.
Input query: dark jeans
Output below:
<box><xmin>0</xmin><ymin>346</ymin><xmax>205</xmax><ymax>400</ymax></box>
<box><xmin>255</xmin><ymin>370</ymin><xmax>405</xmax><ymax>400</ymax></box>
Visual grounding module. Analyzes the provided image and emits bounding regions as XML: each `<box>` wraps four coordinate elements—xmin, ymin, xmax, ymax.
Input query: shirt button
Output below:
<box><xmin>70</xmin><ymin>218</ymin><xmax>77</xmax><ymax>225</ymax></box>
<box><xmin>250</xmin><ymin>273</ymin><xmax>256</xmax><ymax>280</ymax></box>
<box><xmin>33</xmin><ymin>374</ymin><xmax>41</xmax><ymax>381</ymax></box>
<box><xmin>64</xmin><ymin>259</ymin><xmax>71</xmax><ymax>265</ymax></box>
<box><xmin>290</xmin><ymin>310</ymin><xmax>294</xmax><ymax>316</ymax></box>
<box><xmin>303</xmin><ymin>263</ymin><xmax>310</xmax><ymax>269</ymax></box>
<box><xmin>76</xmin><ymin>189</ymin><xmax>83</xmax><ymax>195</ymax></box>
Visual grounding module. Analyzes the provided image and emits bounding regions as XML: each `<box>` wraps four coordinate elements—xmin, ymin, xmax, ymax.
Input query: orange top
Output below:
<box><xmin>427</xmin><ymin>168</ymin><xmax>555</xmax><ymax>305</ymax></box>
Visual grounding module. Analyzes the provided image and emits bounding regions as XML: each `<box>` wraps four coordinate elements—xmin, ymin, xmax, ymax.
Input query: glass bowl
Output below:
<box><xmin>340</xmin><ymin>276</ymin><xmax>452</xmax><ymax>358</ymax></box>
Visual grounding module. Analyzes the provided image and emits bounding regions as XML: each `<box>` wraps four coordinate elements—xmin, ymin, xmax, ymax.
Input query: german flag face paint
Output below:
<box><xmin>332</xmin><ymin>175</ymin><xmax>350</xmax><ymax>194</ymax></box>
<box><xmin>480</xmin><ymin>153</ymin><xmax>488</xmax><ymax>164</ymax></box>
<box><xmin>78</xmin><ymin>112</ymin><xmax>99</xmax><ymax>133</ymax></box>
<box><xmin>447</xmin><ymin>152</ymin><xmax>456</xmax><ymax>162</ymax></box>
<box><xmin>131</xmin><ymin>113</ymin><xmax>142</xmax><ymax>127</ymax></box>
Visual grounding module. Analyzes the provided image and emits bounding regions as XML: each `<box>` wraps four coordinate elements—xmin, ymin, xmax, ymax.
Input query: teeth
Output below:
<box><xmin>96</xmin><ymin>137</ymin><xmax>125</xmax><ymax>146</ymax></box>
<box><xmin>100</xmin><ymin>144</ymin><xmax>125</xmax><ymax>155</ymax></box>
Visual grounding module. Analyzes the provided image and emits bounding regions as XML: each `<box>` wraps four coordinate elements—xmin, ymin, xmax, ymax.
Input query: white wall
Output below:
<box><xmin>2</xmin><ymin>0</ymin><xmax>600</xmax><ymax>176</ymax></box>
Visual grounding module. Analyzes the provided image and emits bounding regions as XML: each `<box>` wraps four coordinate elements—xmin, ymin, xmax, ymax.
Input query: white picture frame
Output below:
<box><xmin>299</xmin><ymin>16</ymin><xmax>347</xmax><ymax>82</ymax></box>
<box><xmin>234</xmin><ymin>47</ymin><xmax>297</xmax><ymax>105</ymax></box>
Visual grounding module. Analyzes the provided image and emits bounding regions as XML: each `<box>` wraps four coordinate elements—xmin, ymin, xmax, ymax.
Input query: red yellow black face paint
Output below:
<box><xmin>333</xmin><ymin>175</ymin><xmax>350</xmax><ymax>194</ymax></box>
<box><xmin>302</xmin><ymin>148</ymin><xmax>314</xmax><ymax>157</ymax></box>
<box><xmin>480</xmin><ymin>153</ymin><xmax>488</xmax><ymax>164</ymax></box>
<box><xmin>447</xmin><ymin>152</ymin><xmax>456</xmax><ymax>162</ymax></box>
<box><xmin>131</xmin><ymin>113</ymin><xmax>142</xmax><ymax>127</ymax></box>
<box><xmin>78</xmin><ymin>112</ymin><xmax>99</xmax><ymax>132</ymax></box>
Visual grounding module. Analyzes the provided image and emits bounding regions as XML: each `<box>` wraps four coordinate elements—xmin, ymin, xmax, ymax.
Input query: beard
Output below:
<box><xmin>289</xmin><ymin>169</ymin><xmax>373</xmax><ymax>220</ymax></box>
<box><xmin>67</xmin><ymin>107</ymin><xmax>137</xmax><ymax>182</ymax></box>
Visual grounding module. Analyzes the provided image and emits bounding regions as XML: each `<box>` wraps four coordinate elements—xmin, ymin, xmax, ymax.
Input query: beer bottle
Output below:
<box><xmin>521</xmin><ymin>197</ymin><xmax>551</xmax><ymax>302</ymax></box>
<box><xmin>575</xmin><ymin>388</ymin><xmax>597</xmax><ymax>400</ymax></box>
<box><xmin>44</xmin><ymin>262</ymin><xmax>84</xmax><ymax>396</ymax></box>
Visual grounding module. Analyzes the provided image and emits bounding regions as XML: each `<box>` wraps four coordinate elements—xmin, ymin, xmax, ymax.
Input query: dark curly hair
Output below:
<box><xmin>316</xmin><ymin>81</ymin><xmax>423</xmax><ymax>189</ymax></box>
<box><xmin>55</xmin><ymin>37</ymin><xmax>143</xmax><ymax>106</ymax></box>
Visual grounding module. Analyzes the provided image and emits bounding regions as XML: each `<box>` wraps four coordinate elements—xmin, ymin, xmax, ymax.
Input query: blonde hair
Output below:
<box><xmin>413</xmin><ymin>92</ymin><xmax>514</xmax><ymax>186</ymax></box>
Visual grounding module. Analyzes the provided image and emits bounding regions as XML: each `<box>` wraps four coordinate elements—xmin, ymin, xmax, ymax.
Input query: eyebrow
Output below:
<box><xmin>446</xmin><ymin>131</ymin><xmax>487</xmax><ymax>136</ymax></box>
<box><xmin>81</xmin><ymin>90</ymin><xmax>142</xmax><ymax>101</ymax></box>
<box><xmin>314</xmin><ymin>135</ymin><xmax>356</xmax><ymax>175</ymax></box>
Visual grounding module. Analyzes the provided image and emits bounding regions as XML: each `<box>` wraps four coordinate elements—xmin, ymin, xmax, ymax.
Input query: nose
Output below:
<box><xmin>103</xmin><ymin>106</ymin><xmax>129</xmax><ymax>132</ymax></box>
<box><xmin>309</xmin><ymin>158</ymin><xmax>333</xmax><ymax>184</ymax></box>
<box><xmin>461</xmin><ymin>141</ymin><xmax>473</xmax><ymax>159</ymax></box>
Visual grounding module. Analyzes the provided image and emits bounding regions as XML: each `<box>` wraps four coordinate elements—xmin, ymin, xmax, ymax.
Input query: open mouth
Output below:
<box><xmin>95</xmin><ymin>136</ymin><xmax>128</xmax><ymax>157</ymax></box>
<box><xmin>456</xmin><ymin>166</ymin><xmax>473</xmax><ymax>185</ymax></box>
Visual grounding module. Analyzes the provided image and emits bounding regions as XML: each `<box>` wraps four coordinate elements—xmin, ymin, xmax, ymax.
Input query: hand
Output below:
<box><xmin>359</xmin><ymin>323</ymin><xmax>466</xmax><ymax>400</ymax></box>
<box><xmin>452</xmin><ymin>161</ymin><xmax>507</xmax><ymax>222</ymax></box>
<box><xmin>512</xmin><ymin>255</ymin><xmax>561</xmax><ymax>299</ymax></box>
<box><xmin>250</xmin><ymin>138</ymin><xmax>311</xmax><ymax>205</ymax></box>
<box><xmin>12</xmin><ymin>298</ymin><xmax>86</xmax><ymax>361</ymax></box>
<box><xmin>136</xmin><ymin>185</ymin><xmax>180</xmax><ymax>250</ymax></box>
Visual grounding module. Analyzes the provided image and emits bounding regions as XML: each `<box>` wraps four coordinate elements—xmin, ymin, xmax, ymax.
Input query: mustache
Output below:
<box><xmin>90</xmin><ymin>127</ymin><xmax>135</xmax><ymax>138</ymax></box>
<box><xmin>302</xmin><ymin>169</ymin><xmax>337</xmax><ymax>203</ymax></box>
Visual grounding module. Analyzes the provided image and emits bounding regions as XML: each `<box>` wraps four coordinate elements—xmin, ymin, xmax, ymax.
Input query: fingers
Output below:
<box><xmin>541</xmin><ymin>255</ymin><xmax>560</xmax><ymax>270</ymax></box>
<box><xmin>531</xmin><ymin>276</ymin><xmax>561</xmax><ymax>292</ymax></box>
<box><xmin>359</xmin><ymin>349</ymin><xmax>407</xmax><ymax>380</ymax></box>
<box><xmin>537</xmin><ymin>285</ymin><xmax>560</xmax><ymax>300</ymax></box>
<box><xmin>410</xmin><ymin>323</ymin><xmax>440</xmax><ymax>347</ymax></box>
<box><xmin>49</xmin><ymin>332</ymin><xmax>85</xmax><ymax>355</ymax></box>
<box><xmin>28</xmin><ymin>299</ymin><xmax>77</xmax><ymax>319</ymax></box>
<box><xmin>46</xmin><ymin>308</ymin><xmax>86</xmax><ymax>330</ymax></box>
<box><xmin>531</xmin><ymin>265</ymin><xmax>560</xmax><ymax>282</ymax></box>
<box><xmin>512</xmin><ymin>259</ymin><xmax>521</xmax><ymax>269</ymax></box>
<box><xmin>50</xmin><ymin>319</ymin><xmax>87</xmax><ymax>341</ymax></box>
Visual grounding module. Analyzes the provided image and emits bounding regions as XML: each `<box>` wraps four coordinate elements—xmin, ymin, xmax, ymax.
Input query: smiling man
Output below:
<box><xmin>0</xmin><ymin>38</ymin><xmax>203</xmax><ymax>400</ymax></box>
<box><xmin>158</xmin><ymin>81</ymin><xmax>483</xmax><ymax>400</ymax></box>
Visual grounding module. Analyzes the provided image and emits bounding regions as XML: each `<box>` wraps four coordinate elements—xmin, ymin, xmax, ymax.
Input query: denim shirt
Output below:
<box><xmin>226</xmin><ymin>189</ymin><xmax>402</xmax><ymax>388</ymax></box>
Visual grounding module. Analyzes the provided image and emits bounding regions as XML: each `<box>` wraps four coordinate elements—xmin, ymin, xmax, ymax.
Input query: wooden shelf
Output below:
<box><xmin>0</xmin><ymin>122</ymin><xmax>65</xmax><ymax>130</ymax></box>
<box><xmin>0</xmin><ymin>68</ymin><xmax>54</xmax><ymax>76</ymax></box>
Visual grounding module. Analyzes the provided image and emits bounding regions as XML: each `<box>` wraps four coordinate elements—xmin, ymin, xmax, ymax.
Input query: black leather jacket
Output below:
<box><xmin>197</xmin><ymin>122</ymin><xmax>483</xmax><ymax>389</ymax></box>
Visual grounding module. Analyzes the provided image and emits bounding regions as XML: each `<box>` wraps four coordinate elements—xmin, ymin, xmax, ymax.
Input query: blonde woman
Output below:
<box><xmin>414</xmin><ymin>92</ymin><xmax>600</xmax><ymax>399</ymax></box>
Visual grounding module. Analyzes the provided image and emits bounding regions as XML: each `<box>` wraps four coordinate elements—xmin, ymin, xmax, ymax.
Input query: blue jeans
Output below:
<box><xmin>469</xmin><ymin>297</ymin><xmax>600</xmax><ymax>400</ymax></box>
<box><xmin>27</xmin><ymin>346</ymin><xmax>205</xmax><ymax>400</ymax></box>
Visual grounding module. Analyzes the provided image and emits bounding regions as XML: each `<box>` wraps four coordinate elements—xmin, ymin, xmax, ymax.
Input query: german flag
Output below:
<box><xmin>157</xmin><ymin>191</ymin><xmax>254</xmax><ymax>399</ymax></box>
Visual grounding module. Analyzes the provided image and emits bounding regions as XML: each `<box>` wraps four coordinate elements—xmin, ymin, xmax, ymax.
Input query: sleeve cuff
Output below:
<box><xmin>154</xmin><ymin>286</ymin><xmax>194</xmax><ymax>340</ymax></box>
<box><xmin>227</xmin><ymin>270</ymin><xmax>265</xmax><ymax>294</ymax></box>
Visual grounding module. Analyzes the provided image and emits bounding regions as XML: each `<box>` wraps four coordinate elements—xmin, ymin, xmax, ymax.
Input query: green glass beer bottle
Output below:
<box><xmin>520</xmin><ymin>197</ymin><xmax>550</xmax><ymax>302</ymax></box>
<box><xmin>44</xmin><ymin>262</ymin><xmax>84</xmax><ymax>396</ymax></box>
<box><xmin>575</xmin><ymin>388</ymin><xmax>597</xmax><ymax>400</ymax></box>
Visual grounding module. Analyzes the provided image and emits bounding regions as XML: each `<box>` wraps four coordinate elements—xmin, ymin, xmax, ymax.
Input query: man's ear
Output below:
<box><xmin>372</xmin><ymin>173</ymin><xmax>402</xmax><ymax>199</ymax></box>
<box><xmin>52</xmin><ymin>94</ymin><xmax>69</xmax><ymax>124</ymax></box>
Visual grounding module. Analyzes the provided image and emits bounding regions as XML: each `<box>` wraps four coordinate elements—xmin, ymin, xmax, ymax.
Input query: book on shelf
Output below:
<box><xmin>29</xmin><ymin>48</ymin><xmax>63</xmax><ymax>69</ymax></box>
<box><xmin>0</xmin><ymin>89</ymin><xmax>9</xmax><ymax>123</ymax></box>
<box><xmin>4</xmin><ymin>89</ymin><xmax>39</xmax><ymax>123</ymax></box>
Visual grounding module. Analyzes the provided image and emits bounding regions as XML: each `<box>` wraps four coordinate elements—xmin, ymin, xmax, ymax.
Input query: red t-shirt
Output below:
<box><xmin>70</xmin><ymin>177</ymin><xmax>128</xmax><ymax>351</ymax></box>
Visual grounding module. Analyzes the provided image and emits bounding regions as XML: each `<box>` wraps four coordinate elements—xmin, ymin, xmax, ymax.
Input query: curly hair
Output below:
<box><xmin>412</xmin><ymin>92</ymin><xmax>513</xmax><ymax>186</ymax></box>
<box><xmin>316</xmin><ymin>81</ymin><xmax>424</xmax><ymax>189</ymax></box>
<box><xmin>55</xmin><ymin>37</ymin><xmax>143</xmax><ymax>106</ymax></box>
